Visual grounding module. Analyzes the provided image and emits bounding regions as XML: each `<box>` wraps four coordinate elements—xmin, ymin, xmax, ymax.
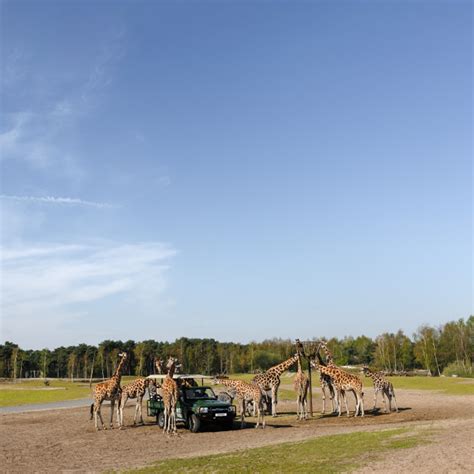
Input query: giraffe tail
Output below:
<box><xmin>89</xmin><ymin>403</ymin><xmax>94</xmax><ymax>420</ymax></box>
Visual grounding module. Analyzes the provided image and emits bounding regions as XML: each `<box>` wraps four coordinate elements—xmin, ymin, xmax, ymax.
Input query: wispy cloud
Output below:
<box><xmin>1</xmin><ymin>30</ymin><xmax>126</xmax><ymax>175</ymax></box>
<box><xmin>0</xmin><ymin>194</ymin><xmax>115</xmax><ymax>209</ymax></box>
<box><xmin>1</xmin><ymin>241</ymin><xmax>177</xmax><ymax>347</ymax></box>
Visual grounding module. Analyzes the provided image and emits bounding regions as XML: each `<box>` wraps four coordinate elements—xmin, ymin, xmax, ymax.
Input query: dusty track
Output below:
<box><xmin>1</xmin><ymin>388</ymin><xmax>473</xmax><ymax>473</ymax></box>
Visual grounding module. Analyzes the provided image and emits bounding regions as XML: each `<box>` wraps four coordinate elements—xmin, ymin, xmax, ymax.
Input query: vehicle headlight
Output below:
<box><xmin>229</xmin><ymin>406</ymin><xmax>236</xmax><ymax>413</ymax></box>
<box><xmin>199</xmin><ymin>407</ymin><xmax>208</xmax><ymax>413</ymax></box>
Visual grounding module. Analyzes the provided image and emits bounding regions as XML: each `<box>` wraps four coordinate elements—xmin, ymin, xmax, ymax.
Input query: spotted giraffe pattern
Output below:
<box><xmin>213</xmin><ymin>376</ymin><xmax>265</xmax><ymax>428</ymax></box>
<box><xmin>311</xmin><ymin>355</ymin><xmax>364</xmax><ymax>417</ymax></box>
<box><xmin>362</xmin><ymin>366</ymin><xmax>398</xmax><ymax>413</ymax></box>
<box><xmin>90</xmin><ymin>352</ymin><xmax>127</xmax><ymax>430</ymax></box>
<box><xmin>293</xmin><ymin>354</ymin><xmax>309</xmax><ymax>420</ymax></box>
<box><xmin>118</xmin><ymin>377</ymin><xmax>155</xmax><ymax>427</ymax></box>
<box><xmin>162</xmin><ymin>357</ymin><xmax>179</xmax><ymax>434</ymax></box>
<box><xmin>252</xmin><ymin>354</ymin><xmax>299</xmax><ymax>416</ymax></box>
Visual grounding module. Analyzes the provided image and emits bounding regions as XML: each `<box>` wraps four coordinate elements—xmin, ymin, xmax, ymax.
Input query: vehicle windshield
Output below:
<box><xmin>184</xmin><ymin>387</ymin><xmax>216</xmax><ymax>400</ymax></box>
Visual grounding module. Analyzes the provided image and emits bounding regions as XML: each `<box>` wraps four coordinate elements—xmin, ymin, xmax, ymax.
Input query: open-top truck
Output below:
<box><xmin>146</xmin><ymin>374</ymin><xmax>236</xmax><ymax>432</ymax></box>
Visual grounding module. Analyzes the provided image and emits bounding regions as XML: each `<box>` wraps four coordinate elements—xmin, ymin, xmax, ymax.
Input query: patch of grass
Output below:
<box><xmin>0</xmin><ymin>380</ymin><xmax>91</xmax><ymax>407</ymax></box>
<box><xmin>383</xmin><ymin>376</ymin><xmax>474</xmax><ymax>395</ymax></box>
<box><xmin>128</xmin><ymin>427</ymin><xmax>430</xmax><ymax>473</ymax></box>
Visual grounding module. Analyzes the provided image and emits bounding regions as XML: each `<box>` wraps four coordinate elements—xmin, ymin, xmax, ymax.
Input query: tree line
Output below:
<box><xmin>1</xmin><ymin>316</ymin><xmax>472</xmax><ymax>380</ymax></box>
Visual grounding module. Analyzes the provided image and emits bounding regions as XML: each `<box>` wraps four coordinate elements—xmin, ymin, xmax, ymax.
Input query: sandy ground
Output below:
<box><xmin>355</xmin><ymin>418</ymin><xmax>474</xmax><ymax>474</ymax></box>
<box><xmin>1</xmin><ymin>386</ymin><xmax>473</xmax><ymax>473</ymax></box>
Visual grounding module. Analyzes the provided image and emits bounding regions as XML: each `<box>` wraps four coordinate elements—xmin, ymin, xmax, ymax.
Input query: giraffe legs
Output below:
<box><xmin>373</xmin><ymin>389</ymin><xmax>379</xmax><ymax>411</ymax></box>
<box><xmin>336</xmin><ymin>390</ymin><xmax>343</xmax><ymax>417</ymax></box>
<box><xmin>240</xmin><ymin>398</ymin><xmax>246</xmax><ymax>428</ymax></box>
<box><xmin>321</xmin><ymin>385</ymin><xmax>327</xmax><ymax>414</ymax></box>
<box><xmin>134</xmin><ymin>398</ymin><xmax>140</xmax><ymax>424</ymax></box>
<box><xmin>93</xmin><ymin>399</ymin><xmax>105</xmax><ymax>430</ymax></box>
<box><xmin>271</xmin><ymin>384</ymin><xmax>279</xmax><ymax>417</ymax></box>
<box><xmin>136</xmin><ymin>395</ymin><xmax>144</xmax><ymax>424</ymax></box>
<box><xmin>109</xmin><ymin>399</ymin><xmax>116</xmax><ymax>429</ymax></box>
<box><xmin>255</xmin><ymin>398</ymin><xmax>265</xmax><ymax>429</ymax></box>
<box><xmin>382</xmin><ymin>391</ymin><xmax>388</xmax><ymax>413</ymax></box>
<box><xmin>118</xmin><ymin>393</ymin><xmax>128</xmax><ymax>428</ymax></box>
<box><xmin>343</xmin><ymin>391</ymin><xmax>350</xmax><ymax>417</ymax></box>
<box><xmin>163</xmin><ymin>406</ymin><xmax>169</xmax><ymax>434</ymax></box>
<box><xmin>169</xmin><ymin>404</ymin><xmax>177</xmax><ymax>434</ymax></box>
<box><xmin>355</xmin><ymin>390</ymin><xmax>364</xmax><ymax>417</ymax></box>
<box><xmin>390</xmin><ymin>390</ymin><xmax>398</xmax><ymax>413</ymax></box>
<box><xmin>328</xmin><ymin>383</ymin><xmax>337</xmax><ymax>413</ymax></box>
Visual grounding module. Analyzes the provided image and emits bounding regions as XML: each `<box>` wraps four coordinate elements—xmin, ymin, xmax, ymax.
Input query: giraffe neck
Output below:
<box><xmin>320</xmin><ymin>342</ymin><xmax>334</xmax><ymax>365</ymax></box>
<box><xmin>268</xmin><ymin>354</ymin><xmax>299</xmax><ymax>376</ymax></box>
<box><xmin>364</xmin><ymin>368</ymin><xmax>377</xmax><ymax>379</ymax></box>
<box><xmin>167</xmin><ymin>363</ymin><xmax>176</xmax><ymax>379</ymax></box>
<box><xmin>297</xmin><ymin>355</ymin><xmax>303</xmax><ymax>374</ymax></box>
<box><xmin>315</xmin><ymin>351</ymin><xmax>326</xmax><ymax>367</ymax></box>
<box><xmin>112</xmin><ymin>355</ymin><xmax>126</xmax><ymax>382</ymax></box>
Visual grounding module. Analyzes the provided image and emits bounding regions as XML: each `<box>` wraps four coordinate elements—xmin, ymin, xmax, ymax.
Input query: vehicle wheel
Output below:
<box><xmin>224</xmin><ymin>418</ymin><xmax>234</xmax><ymax>430</ymax></box>
<box><xmin>188</xmin><ymin>414</ymin><xmax>201</xmax><ymax>433</ymax></box>
<box><xmin>157</xmin><ymin>411</ymin><xmax>165</xmax><ymax>429</ymax></box>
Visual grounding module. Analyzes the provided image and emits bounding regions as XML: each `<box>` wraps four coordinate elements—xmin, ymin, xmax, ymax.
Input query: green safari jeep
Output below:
<box><xmin>147</xmin><ymin>385</ymin><xmax>236</xmax><ymax>433</ymax></box>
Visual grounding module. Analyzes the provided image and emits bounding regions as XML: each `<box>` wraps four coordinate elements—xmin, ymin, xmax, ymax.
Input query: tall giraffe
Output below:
<box><xmin>310</xmin><ymin>353</ymin><xmax>364</xmax><ymax>417</ymax></box>
<box><xmin>317</xmin><ymin>340</ymin><xmax>338</xmax><ymax>414</ymax></box>
<box><xmin>252</xmin><ymin>353</ymin><xmax>299</xmax><ymax>417</ymax></box>
<box><xmin>213</xmin><ymin>376</ymin><xmax>265</xmax><ymax>428</ymax></box>
<box><xmin>118</xmin><ymin>377</ymin><xmax>155</xmax><ymax>427</ymax></box>
<box><xmin>293</xmin><ymin>353</ymin><xmax>309</xmax><ymax>420</ymax></box>
<box><xmin>162</xmin><ymin>356</ymin><xmax>179</xmax><ymax>434</ymax></box>
<box><xmin>90</xmin><ymin>352</ymin><xmax>127</xmax><ymax>430</ymax></box>
<box><xmin>361</xmin><ymin>366</ymin><xmax>398</xmax><ymax>413</ymax></box>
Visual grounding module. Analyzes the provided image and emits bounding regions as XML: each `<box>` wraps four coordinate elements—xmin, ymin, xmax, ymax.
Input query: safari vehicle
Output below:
<box><xmin>146</xmin><ymin>374</ymin><xmax>236</xmax><ymax>432</ymax></box>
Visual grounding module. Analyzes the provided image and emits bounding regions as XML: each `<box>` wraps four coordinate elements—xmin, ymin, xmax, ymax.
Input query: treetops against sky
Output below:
<box><xmin>2</xmin><ymin>316</ymin><xmax>472</xmax><ymax>379</ymax></box>
<box><xmin>1</xmin><ymin>1</ymin><xmax>472</xmax><ymax>349</ymax></box>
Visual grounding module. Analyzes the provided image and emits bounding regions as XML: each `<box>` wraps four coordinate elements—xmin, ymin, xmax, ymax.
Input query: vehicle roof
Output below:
<box><xmin>146</xmin><ymin>374</ymin><xmax>214</xmax><ymax>380</ymax></box>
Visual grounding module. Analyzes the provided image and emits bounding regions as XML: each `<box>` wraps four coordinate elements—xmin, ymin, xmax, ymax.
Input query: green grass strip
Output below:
<box><xmin>0</xmin><ymin>380</ymin><xmax>91</xmax><ymax>407</ymax></box>
<box><xmin>128</xmin><ymin>427</ymin><xmax>430</xmax><ymax>473</ymax></box>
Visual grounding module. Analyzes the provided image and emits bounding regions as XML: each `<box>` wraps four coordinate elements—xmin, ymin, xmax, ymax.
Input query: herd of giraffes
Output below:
<box><xmin>89</xmin><ymin>340</ymin><xmax>398</xmax><ymax>433</ymax></box>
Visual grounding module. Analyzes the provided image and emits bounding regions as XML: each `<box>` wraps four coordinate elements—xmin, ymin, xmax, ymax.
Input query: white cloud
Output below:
<box><xmin>0</xmin><ymin>242</ymin><xmax>176</xmax><ymax>347</ymax></box>
<box><xmin>0</xmin><ymin>194</ymin><xmax>115</xmax><ymax>209</ymax></box>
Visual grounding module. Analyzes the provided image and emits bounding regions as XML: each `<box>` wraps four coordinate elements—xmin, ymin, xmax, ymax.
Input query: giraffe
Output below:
<box><xmin>118</xmin><ymin>377</ymin><xmax>155</xmax><ymax>427</ymax></box>
<box><xmin>361</xmin><ymin>366</ymin><xmax>398</xmax><ymax>413</ymax></box>
<box><xmin>154</xmin><ymin>357</ymin><xmax>165</xmax><ymax>375</ymax></box>
<box><xmin>90</xmin><ymin>352</ymin><xmax>127</xmax><ymax>430</ymax></box>
<box><xmin>252</xmin><ymin>353</ymin><xmax>299</xmax><ymax>417</ymax></box>
<box><xmin>162</xmin><ymin>356</ymin><xmax>179</xmax><ymax>434</ymax></box>
<box><xmin>317</xmin><ymin>341</ymin><xmax>338</xmax><ymax>414</ymax></box>
<box><xmin>310</xmin><ymin>352</ymin><xmax>364</xmax><ymax>417</ymax></box>
<box><xmin>293</xmin><ymin>353</ymin><xmax>309</xmax><ymax>420</ymax></box>
<box><xmin>213</xmin><ymin>376</ymin><xmax>265</xmax><ymax>428</ymax></box>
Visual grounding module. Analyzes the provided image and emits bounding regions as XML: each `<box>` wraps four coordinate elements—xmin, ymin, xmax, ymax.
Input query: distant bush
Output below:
<box><xmin>253</xmin><ymin>351</ymin><xmax>282</xmax><ymax>371</ymax></box>
<box><xmin>442</xmin><ymin>361</ymin><xmax>473</xmax><ymax>378</ymax></box>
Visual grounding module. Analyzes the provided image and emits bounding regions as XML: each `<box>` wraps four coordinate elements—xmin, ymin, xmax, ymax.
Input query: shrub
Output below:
<box><xmin>442</xmin><ymin>361</ymin><xmax>473</xmax><ymax>378</ymax></box>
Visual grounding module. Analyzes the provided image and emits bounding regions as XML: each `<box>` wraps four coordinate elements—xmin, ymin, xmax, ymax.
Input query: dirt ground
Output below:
<box><xmin>1</xmin><ymin>387</ymin><xmax>473</xmax><ymax>473</ymax></box>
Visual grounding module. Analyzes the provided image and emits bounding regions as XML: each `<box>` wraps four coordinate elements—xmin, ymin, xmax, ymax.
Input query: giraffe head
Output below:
<box><xmin>165</xmin><ymin>356</ymin><xmax>180</xmax><ymax>374</ymax></box>
<box><xmin>114</xmin><ymin>352</ymin><xmax>128</xmax><ymax>374</ymax></box>
<box><xmin>154</xmin><ymin>358</ymin><xmax>165</xmax><ymax>374</ymax></box>
<box><xmin>212</xmin><ymin>375</ymin><xmax>228</xmax><ymax>386</ymax></box>
<box><xmin>361</xmin><ymin>365</ymin><xmax>370</xmax><ymax>376</ymax></box>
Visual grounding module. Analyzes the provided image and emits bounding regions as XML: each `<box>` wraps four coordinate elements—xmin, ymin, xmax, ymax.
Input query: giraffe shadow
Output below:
<box><xmin>370</xmin><ymin>407</ymin><xmax>411</xmax><ymax>416</ymax></box>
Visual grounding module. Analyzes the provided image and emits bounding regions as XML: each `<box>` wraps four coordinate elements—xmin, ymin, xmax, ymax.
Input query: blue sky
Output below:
<box><xmin>1</xmin><ymin>0</ymin><xmax>472</xmax><ymax>349</ymax></box>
